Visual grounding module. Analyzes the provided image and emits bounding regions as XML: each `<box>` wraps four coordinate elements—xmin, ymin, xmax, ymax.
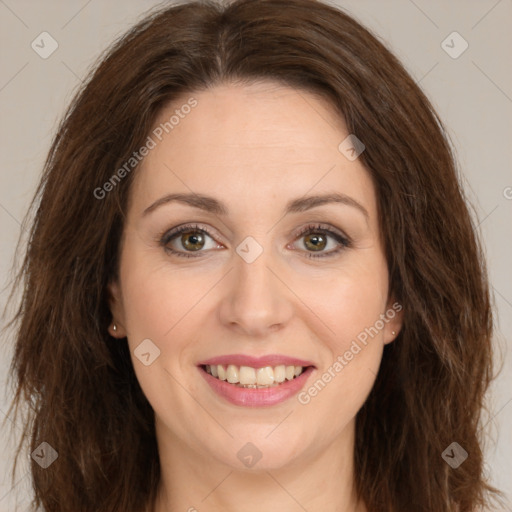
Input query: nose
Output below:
<box><xmin>217</xmin><ymin>246</ymin><xmax>294</xmax><ymax>338</ymax></box>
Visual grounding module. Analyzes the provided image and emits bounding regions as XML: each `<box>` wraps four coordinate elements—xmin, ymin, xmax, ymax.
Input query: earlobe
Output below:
<box><xmin>107</xmin><ymin>280</ymin><xmax>127</xmax><ymax>338</ymax></box>
<box><xmin>383</xmin><ymin>298</ymin><xmax>404</xmax><ymax>345</ymax></box>
<box><xmin>384</xmin><ymin>324</ymin><xmax>402</xmax><ymax>345</ymax></box>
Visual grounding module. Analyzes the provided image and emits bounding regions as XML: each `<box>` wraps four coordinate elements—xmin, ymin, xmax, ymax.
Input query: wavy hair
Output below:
<box><xmin>3</xmin><ymin>0</ymin><xmax>503</xmax><ymax>510</ymax></box>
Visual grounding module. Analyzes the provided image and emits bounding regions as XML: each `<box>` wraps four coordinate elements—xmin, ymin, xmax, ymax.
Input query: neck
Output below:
<box><xmin>152</xmin><ymin>418</ymin><xmax>367</xmax><ymax>512</ymax></box>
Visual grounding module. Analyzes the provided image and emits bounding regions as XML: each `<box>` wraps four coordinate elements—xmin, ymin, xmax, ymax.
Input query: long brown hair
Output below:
<box><xmin>2</xmin><ymin>0</ymin><xmax>504</xmax><ymax>510</ymax></box>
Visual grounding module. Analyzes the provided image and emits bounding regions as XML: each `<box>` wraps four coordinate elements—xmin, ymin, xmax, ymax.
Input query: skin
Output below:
<box><xmin>108</xmin><ymin>81</ymin><xmax>403</xmax><ymax>512</ymax></box>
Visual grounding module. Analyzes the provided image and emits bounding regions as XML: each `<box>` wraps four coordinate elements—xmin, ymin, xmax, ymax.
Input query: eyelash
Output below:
<box><xmin>159</xmin><ymin>223</ymin><xmax>352</xmax><ymax>259</ymax></box>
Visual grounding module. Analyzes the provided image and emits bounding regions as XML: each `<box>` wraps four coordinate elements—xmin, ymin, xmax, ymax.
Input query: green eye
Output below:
<box><xmin>160</xmin><ymin>223</ymin><xmax>351</xmax><ymax>259</ymax></box>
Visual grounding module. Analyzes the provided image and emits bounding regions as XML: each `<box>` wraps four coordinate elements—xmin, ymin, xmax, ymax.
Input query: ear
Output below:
<box><xmin>383</xmin><ymin>297</ymin><xmax>404</xmax><ymax>345</ymax></box>
<box><xmin>107</xmin><ymin>279</ymin><xmax>127</xmax><ymax>338</ymax></box>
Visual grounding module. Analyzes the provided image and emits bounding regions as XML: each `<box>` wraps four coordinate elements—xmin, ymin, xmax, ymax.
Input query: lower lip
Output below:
<box><xmin>198</xmin><ymin>366</ymin><xmax>315</xmax><ymax>407</ymax></box>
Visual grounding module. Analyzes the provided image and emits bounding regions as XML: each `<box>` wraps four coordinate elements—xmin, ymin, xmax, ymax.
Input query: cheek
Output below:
<box><xmin>295</xmin><ymin>258</ymin><xmax>388</xmax><ymax>407</ymax></box>
<box><xmin>118</xmin><ymin>247</ymin><xmax>222</xmax><ymax>399</ymax></box>
<box><xmin>119</xmin><ymin>244</ymin><xmax>201</xmax><ymax>341</ymax></box>
<box><xmin>296</xmin><ymin>254</ymin><xmax>389</xmax><ymax>348</ymax></box>
<box><xmin>118</xmin><ymin>256</ymin><xmax>205</xmax><ymax>427</ymax></box>
<box><xmin>296</xmin><ymin>298</ymin><xmax>385</xmax><ymax>430</ymax></box>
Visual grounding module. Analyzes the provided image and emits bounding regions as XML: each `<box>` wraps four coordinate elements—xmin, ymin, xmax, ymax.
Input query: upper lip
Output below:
<box><xmin>197</xmin><ymin>354</ymin><xmax>316</xmax><ymax>368</ymax></box>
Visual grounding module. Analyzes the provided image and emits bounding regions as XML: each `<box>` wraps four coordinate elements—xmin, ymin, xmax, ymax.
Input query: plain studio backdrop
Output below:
<box><xmin>0</xmin><ymin>1</ymin><xmax>511</xmax><ymax>510</ymax></box>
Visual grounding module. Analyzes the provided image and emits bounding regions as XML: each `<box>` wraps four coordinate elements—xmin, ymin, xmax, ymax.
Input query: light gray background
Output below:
<box><xmin>1</xmin><ymin>1</ymin><xmax>511</xmax><ymax>510</ymax></box>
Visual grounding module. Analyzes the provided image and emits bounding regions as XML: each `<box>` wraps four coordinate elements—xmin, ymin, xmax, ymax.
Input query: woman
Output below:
<box><xmin>3</xmin><ymin>0</ymin><xmax>504</xmax><ymax>510</ymax></box>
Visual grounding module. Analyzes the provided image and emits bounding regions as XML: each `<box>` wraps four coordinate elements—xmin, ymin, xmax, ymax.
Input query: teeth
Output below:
<box><xmin>204</xmin><ymin>364</ymin><xmax>306</xmax><ymax>387</ymax></box>
<box><xmin>226</xmin><ymin>364</ymin><xmax>239</xmax><ymax>383</ymax></box>
<box><xmin>274</xmin><ymin>365</ymin><xmax>286</xmax><ymax>383</ymax></box>
<box><xmin>256</xmin><ymin>367</ymin><xmax>274</xmax><ymax>385</ymax></box>
<box><xmin>239</xmin><ymin>366</ymin><xmax>256</xmax><ymax>385</ymax></box>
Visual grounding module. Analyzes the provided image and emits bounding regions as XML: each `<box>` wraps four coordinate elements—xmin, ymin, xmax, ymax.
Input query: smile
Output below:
<box><xmin>197</xmin><ymin>354</ymin><xmax>316</xmax><ymax>407</ymax></box>
<box><xmin>202</xmin><ymin>364</ymin><xmax>306</xmax><ymax>388</ymax></box>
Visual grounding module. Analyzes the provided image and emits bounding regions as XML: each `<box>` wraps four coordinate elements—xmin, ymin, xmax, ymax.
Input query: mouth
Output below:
<box><xmin>200</xmin><ymin>363</ymin><xmax>311</xmax><ymax>388</ymax></box>
<box><xmin>196</xmin><ymin>354</ymin><xmax>316</xmax><ymax>407</ymax></box>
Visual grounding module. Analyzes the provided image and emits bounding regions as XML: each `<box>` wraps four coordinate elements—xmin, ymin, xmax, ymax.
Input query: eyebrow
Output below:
<box><xmin>142</xmin><ymin>192</ymin><xmax>369</xmax><ymax>220</ymax></box>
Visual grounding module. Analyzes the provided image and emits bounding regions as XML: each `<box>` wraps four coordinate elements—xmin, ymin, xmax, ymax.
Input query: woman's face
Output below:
<box><xmin>108</xmin><ymin>81</ymin><xmax>402</xmax><ymax>471</ymax></box>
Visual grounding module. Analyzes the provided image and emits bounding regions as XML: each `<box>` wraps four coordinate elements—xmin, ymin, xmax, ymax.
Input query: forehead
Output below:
<box><xmin>129</xmin><ymin>81</ymin><xmax>377</xmax><ymax>219</ymax></box>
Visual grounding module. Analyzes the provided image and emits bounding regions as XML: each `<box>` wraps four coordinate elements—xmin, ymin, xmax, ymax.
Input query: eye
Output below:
<box><xmin>159</xmin><ymin>222</ymin><xmax>352</xmax><ymax>259</ymax></box>
<box><xmin>291</xmin><ymin>223</ymin><xmax>351</xmax><ymax>259</ymax></box>
<box><xmin>160</xmin><ymin>224</ymin><xmax>222</xmax><ymax>258</ymax></box>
